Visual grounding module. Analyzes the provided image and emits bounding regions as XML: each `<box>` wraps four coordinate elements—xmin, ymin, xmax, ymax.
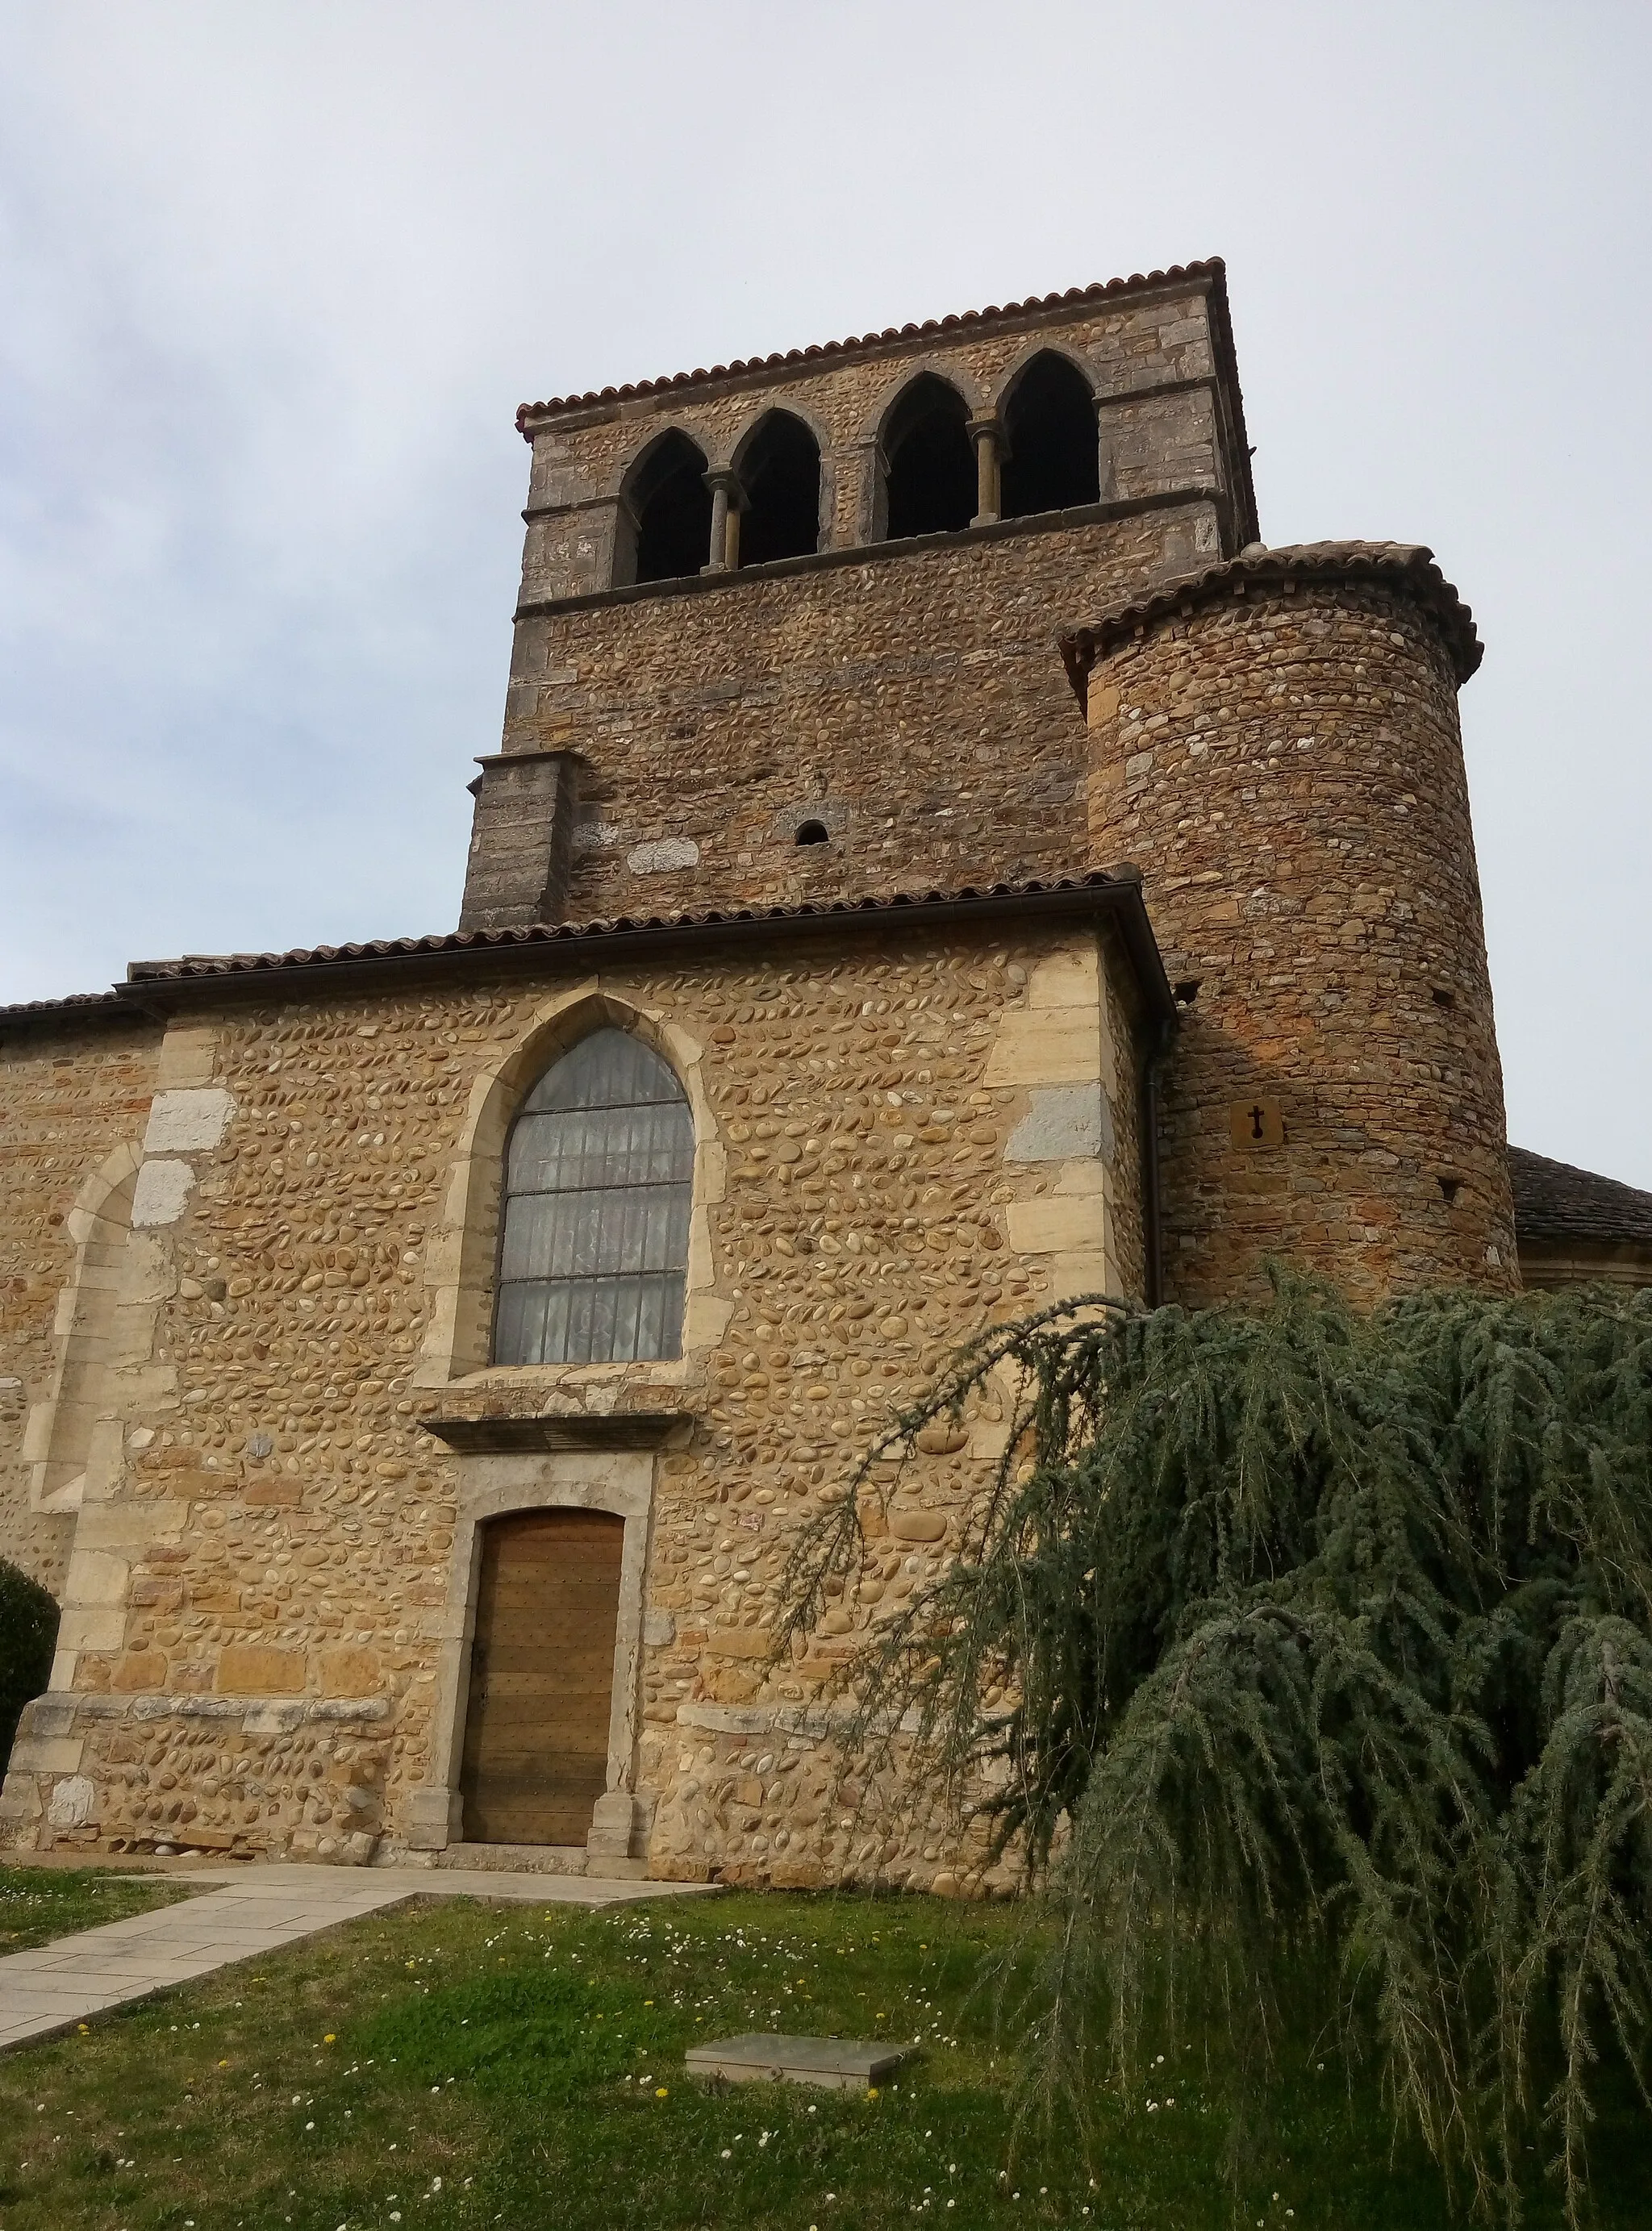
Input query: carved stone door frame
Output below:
<box><xmin>407</xmin><ymin>1444</ymin><xmax>656</xmax><ymax>1862</ymax></box>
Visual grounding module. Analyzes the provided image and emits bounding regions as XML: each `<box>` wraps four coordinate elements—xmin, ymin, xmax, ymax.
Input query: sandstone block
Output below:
<box><xmin>706</xmin><ymin>1628</ymin><xmax>773</xmax><ymax>1660</ymax></box>
<box><xmin>244</xmin><ymin>1478</ymin><xmax>305</xmax><ymax>1507</ymax></box>
<box><xmin>128</xmin><ymin>1579</ymin><xmax>181</xmax><ymax>1615</ymax></box>
<box><xmin>1027</xmin><ymin>948</ymin><xmax>1099</xmax><ymax>1009</ymax></box>
<box><xmin>111</xmin><ymin>1650</ymin><xmax>169</xmax><ymax>1692</ymax></box>
<box><xmin>56</xmin><ymin>1607</ymin><xmax>125</xmax><ymax>1653</ymax></box>
<box><xmin>188</xmin><ymin>1584</ymin><xmax>243</xmax><ymax>1612</ymax></box>
<box><xmin>0</xmin><ymin>1770</ymin><xmax>44</xmax><ymax>1824</ymax></box>
<box><xmin>217</xmin><ymin>1645</ymin><xmax>306</xmax><ymax>1695</ymax></box>
<box><xmin>1006</xmin><ymin>1195</ymin><xmax>1108</xmax><ymax>1254</ymax></box>
<box><xmin>317</xmin><ymin>1646</ymin><xmax>382</xmax><ymax>1698</ymax></box>
<box><xmin>7</xmin><ymin>1737</ymin><xmax>85</xmax><ymax>1775</ymax></box>
<box><xmin>1047</xmin><ymin>1253</ymin><xmax>1119</xmax><ymax>1303</ymax></box>
<box><xmin>64</xmin><ymin>1549</ymin><xmax>130</xmax><ymax>1607</ymax></box>
<box><xmin>769</xmin><ymin>1859</ymin><xmax>827</xmax><ymax>1889</ymax></box>
<box><xmin>983</xmin><ymin>1009</ymin><xmax>1101</xmax><ymax>1087</ymax></box>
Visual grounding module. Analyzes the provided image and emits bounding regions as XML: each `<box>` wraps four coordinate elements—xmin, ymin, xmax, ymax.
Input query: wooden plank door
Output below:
<box><xmin>459</xmin><ymin>1508</ymin><xmax>625</xmax><ymax>1846</ymax></box>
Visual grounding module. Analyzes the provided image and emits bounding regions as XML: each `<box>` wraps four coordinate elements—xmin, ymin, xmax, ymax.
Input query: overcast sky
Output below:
<box><xmin>2</xmin><ymin>2</ymin><xmax>1648</xmax><ymax>1186</ymax></box>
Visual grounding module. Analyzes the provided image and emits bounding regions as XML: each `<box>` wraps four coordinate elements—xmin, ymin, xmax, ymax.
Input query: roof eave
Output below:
<box><xmin>515</xmin><ymin>261</ymin><xmax>1233</xmax><ymax>436</ymax></box>
<box><xmin>111</xmin><ymin>878</ymin><xmax>1179</xmax><ymax>1029</ymax></box>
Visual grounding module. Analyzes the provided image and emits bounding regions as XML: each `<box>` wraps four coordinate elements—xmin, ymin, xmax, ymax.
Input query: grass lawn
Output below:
<box><xmin>0</xmin><ymin>1885</ymin><xmax>1645</xmax><ymax>2229</ymax></box>
<box><xmin>0</xmin><ymin>1865</ymin><xmax>195</xmax><ymax>1952</ymax></box>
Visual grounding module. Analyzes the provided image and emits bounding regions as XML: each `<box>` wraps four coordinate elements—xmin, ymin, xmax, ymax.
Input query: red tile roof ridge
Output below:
<box><xmin>514</xmin><ymin>261</ymin><xmax>1227</xmax><ymax>433</ymax></box>
<box><xmin>115</xmin><ymin>869</ymin><xmax>1137</xmax><ymax>986</ymax></box>
<box><xmin>1058</xmin><ymin>540</ymin><xmax>1483</xmax><ymax>697</ymax></box>
<box><xmin>0</xmin><ymin>988</ymin><xmax>128</xmax><ymax>1018</ymax></box>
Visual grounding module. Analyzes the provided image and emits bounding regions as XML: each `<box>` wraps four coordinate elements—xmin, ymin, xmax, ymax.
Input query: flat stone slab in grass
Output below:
<box><xmin>686</xmin><ymin>2033</ymin><xmax>912</xmax><ymax>2091</ymax></box>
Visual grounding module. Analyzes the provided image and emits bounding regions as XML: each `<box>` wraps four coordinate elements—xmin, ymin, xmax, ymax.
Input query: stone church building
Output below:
<box><xmin>5</xmin><ymin>260</ymin><xmax>1651</xmax><ymax>1887</ymax></box>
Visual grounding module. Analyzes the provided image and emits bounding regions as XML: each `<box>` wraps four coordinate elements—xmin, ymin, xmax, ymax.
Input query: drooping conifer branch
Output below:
<box><xmin>782</xmin><ymin>1273</ymin><xmax>1652</xmax><ymax>2225</ymax></box>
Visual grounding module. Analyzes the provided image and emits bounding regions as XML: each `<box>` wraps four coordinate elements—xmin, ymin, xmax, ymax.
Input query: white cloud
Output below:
<box><xmin>2</xmin><ymin>0</ymin><xmax>1649</xmax><ymax>1183</ymax></box>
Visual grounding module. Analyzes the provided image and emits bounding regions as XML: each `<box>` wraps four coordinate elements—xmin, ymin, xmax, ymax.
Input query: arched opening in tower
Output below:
<box><xmin>1000</xmin><ymin>352</ymin><xmax>1099</xmax><ymax>519</ymax></box>
<box><xmin>882</xmin><ymin>374</ymin><xmax>975</xmax><ymax>540</ymax></box>
<box><xmin>737</xmin><ymin>412</ymin><xmax>822</xmax><ymax>566</ymax></box>
<box><xmin>627</xmin><ymin>431</ymin><xmax>713</xmax><ymax>584</ymax></box>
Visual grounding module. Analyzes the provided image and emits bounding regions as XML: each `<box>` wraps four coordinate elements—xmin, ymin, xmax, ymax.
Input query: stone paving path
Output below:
<box><xmin>0</xmin><ymin>1862</ymin><xmax>710</xmax><ymax>2054</ymax></box>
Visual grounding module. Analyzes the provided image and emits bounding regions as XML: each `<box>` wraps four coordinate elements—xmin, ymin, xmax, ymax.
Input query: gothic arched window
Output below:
<box><xmin>493</xmin><ymin>1028</ymin><xmax>694</xmax><ymax>1366</ymax></box>
<box><xmin>880</xmin><ymin>373</ymin><xmax>975</xmax><ymax>540</ymax></box>
<box><xmin>1000</xmin><ymin>352</ymin><xmax>1099</xmax><ymax>518</ymax></box>
<box><xmin>736</xmin><ymin>411</ymin><xmax>822</xmax><ymax>565</ymax></box>
<box><xmin>620</xmin><ymin>430</ymin><xmax>712</xmax><ymax>586</ymax></box>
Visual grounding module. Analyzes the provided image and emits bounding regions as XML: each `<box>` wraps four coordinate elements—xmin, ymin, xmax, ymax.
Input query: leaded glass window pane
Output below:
<box><xmin>492</xmin><ymin>1028</ymin><xmax>694</xmax><ymax>1365</ymax></box>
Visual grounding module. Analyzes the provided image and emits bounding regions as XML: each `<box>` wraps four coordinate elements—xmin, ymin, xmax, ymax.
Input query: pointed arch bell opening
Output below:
<box><xmin>1000</xmin><ymin>351</ymin><xmax>1099</xmax><ymax>519</ymax></box>
<box><xmin>880</xmin><ymin>373</ymin><xmax>975</xmax><ymax>540</ymax></box>
<box><xmin>618</xmin><ymin>429</ymin><xmax>713</xmax><ymax>586</ymax></box>
<box><xmin>735</xmin><ymin>410</ymin><xmax>822</xmax><ymax>567</ymax></box>
<box><xmin>493</xmin><ymin>1027</ymin><xmax>694</xmax><ymax>1366</ymax></box>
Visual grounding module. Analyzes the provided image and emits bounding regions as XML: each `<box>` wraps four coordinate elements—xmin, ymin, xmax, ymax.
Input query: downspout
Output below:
<box><xmin>1140</xmin><ymin>1016</ymin><xmax>1174</xmax><ymax>1308</ymax></box>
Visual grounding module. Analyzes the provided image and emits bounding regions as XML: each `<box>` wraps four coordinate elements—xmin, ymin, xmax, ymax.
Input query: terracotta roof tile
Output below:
<box><xmin>1509</xmin><ymin>1145</ymin><xmax>1652</xmax><ymax>1249</ymax></box>
<box><xmin>0</xmin><ymin>989</ymin><xmax>134</xmax><ymax>1028</ymax></box>
<box><xmin>2</xmin><ymin>871</ymin><xmax>1170</xmax><ymax>1024</ymax></box>
<box><xmin>1059</xmin><ymin>540</ymin><xmax>1483</xmax><ymax>699</ymax></box>
<box><xmin>119</xmin><ymin>872</ymin><xmax>1141</xmax><ymax>982</ymax></box>
<box><xmin>515</xmin><ymin>261</ymin><xmax>1228</xmax><ymax>432</ymax></box>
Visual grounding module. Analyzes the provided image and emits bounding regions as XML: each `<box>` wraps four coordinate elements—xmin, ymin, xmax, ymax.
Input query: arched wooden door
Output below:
<box><xmin>459</xmin><ymin>1508</ymin><xmax>625</xmax><ymax>1846</ymax></box>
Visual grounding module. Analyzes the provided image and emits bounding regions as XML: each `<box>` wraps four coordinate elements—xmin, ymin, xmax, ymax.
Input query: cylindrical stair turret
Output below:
<box><xmin>1063</xmin><ymin>542</ymin><xmax>1516</xmax><ymax>1306</ymax></box>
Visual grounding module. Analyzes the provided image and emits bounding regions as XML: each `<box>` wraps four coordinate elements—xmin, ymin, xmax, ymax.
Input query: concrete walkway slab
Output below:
<box><xmin>0</xmin><ymin>1862</ymin><xmax>713</xmax><ymax>2054</ymax></box>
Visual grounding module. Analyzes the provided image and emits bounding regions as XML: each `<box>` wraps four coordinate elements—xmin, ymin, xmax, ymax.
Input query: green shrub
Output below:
<box><xmin>789</xmin><ymin>1272</ymin><xmax>1652</xmax><ymax>2226</ymax></box>
<box><xmin>0</xmin><ymin>1558</ymin><xmax>59</xmax><ymax>1768</ymax></box>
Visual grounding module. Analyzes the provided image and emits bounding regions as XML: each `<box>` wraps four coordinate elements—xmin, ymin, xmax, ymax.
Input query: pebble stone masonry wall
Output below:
<box><xmin>0</xmin><ymin>1012</ymin><xmax>162</xmax><ymax>1595</ymax></box>
<box><xmin>1074</xmin><ymin>551</ymin><xmax>1516</xmax><ymax>1305</ymax></box>
<box><xmin>2</xmin><ymin>270</ymin><xmax>1528</xmax><ymax>1890</ymax></box>
<box><xmin>2</xmin><ymin>911</ymin><xmax>1153</xmax><ymax>1890</ymax></box>
<box><xmin>509</xmin><ymin>512</ymin><xmax>1221</xmax><ymax>924</ymax></box>
<box><xmin>470</xmin><ymin>269</ymin><xmax>1255</xmax><ymax>927</ymax></box>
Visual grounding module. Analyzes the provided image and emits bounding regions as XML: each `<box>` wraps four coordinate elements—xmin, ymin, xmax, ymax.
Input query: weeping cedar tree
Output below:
<box><xmin>782</xmin><ymin>1274</ymin><xmax>1652</xmax><ymax>2224</ymax></box>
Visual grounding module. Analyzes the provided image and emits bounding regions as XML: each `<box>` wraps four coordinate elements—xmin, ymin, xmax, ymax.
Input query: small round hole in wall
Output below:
<box><xmin>795</xmin><ymin>819</ymin><xmax>829</xmax><ymax>847</ymax></box>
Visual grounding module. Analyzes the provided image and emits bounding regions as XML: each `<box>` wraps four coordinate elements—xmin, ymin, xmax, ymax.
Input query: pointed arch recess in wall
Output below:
<box><xmin>732</xmin><ymin>410</ymin><xmax>823</xmax><ymax>567</ymax></box>
<box><xmin>24</xmin><ymin>1142</ymin><xmax>143</xmax><ymax>1516</ymax></box>
<box><xmin>879</xmin><ymin>372</ymin><xmax>976</xmax><ymax>540</ymax></box>
<box><xmin>411</xmin><ymin>988</ymin><xmax>730</xmax><ymax>1389</ymax></box>
<box><xmin>999</xmin><ymin>349</ymin><xmax>1100</xmax><ymax>518</ymax></box>
<box><xmin>494</xmin><ymin>1027</ymin><xmax>693</xmax><ymax>1366</ymax></box>
<box><xmin>617</xmin><ymin>429</ymin><xmax>712</xmax><ymax>586</ymax></box>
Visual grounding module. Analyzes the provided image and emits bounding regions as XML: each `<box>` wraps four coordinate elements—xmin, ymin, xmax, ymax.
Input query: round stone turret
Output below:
<box><xmin>1064</xmin><ymin>541</ymin><xmax>1517</xmax><ymax>1306</ymax></box>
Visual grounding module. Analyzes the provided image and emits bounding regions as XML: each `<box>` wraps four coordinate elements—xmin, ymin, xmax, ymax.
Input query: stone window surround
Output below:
<box><xmin>405</xmin><ymin>986</ymin><xmax>727</xmax><ymax>1860</ymax></box>
<box><xmin>411</xmin><ymin>982</ymin><xmax>730</xmax><ymax>1395</ymax></box>
<box><xmin>407</xmin><ymin>1444</ymin><xmax>657</xmax><ymax>1859</ymax></box>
